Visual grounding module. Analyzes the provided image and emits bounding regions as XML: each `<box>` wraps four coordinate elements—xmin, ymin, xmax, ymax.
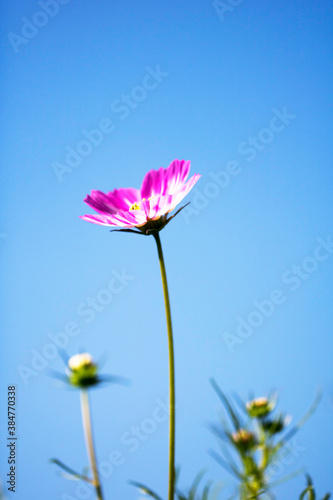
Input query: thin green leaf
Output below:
<box><xmin>59</xmin><ymin>472</ymin><xmax>85</xmax><ymax>482</ymax></box>
<box><xmin>269</xmin><ymin>467</ymin><xmax>305</xmax><ymax>488</ymax></box>
<box><xmin>299</xmin><ymin>475</ymin><xmax>315</xmax><ymax>500</ymax></box>
<box><xmin>201</xmin><ymin>481</ymin><xmax>212</xmax><ymax>500</ymax></box>
<box><xmin>209</xmin><ymin>481</ymin><xmax>226</xmax><ymax>500</ymax></box>
<box><xmin>163</xmin><ymin>203</ymin><xmax>191</xmax><ymax>228</ymax></box>
<box><xmin>209</xmin><ymin>450</ymin><xmax>243</xmax><ymax>480</ymax></box>
<box><xmin>111</xmin><ymin>228</ymin><xmax>146</xmax><ymax>235</ymax></box>
<box><xmin>232</xmin><ymin>391</ymin><xmax>249</xmax><ymax>417</ymax></box>
<box><xmin>129</xmin><ymin>480</ymin><xmax>163</xmax><ymax>500</ymax></box>
<box><xmin>188</xmin><ymin>470</ymin><xmax>207</xmax><ymax>500</ymax></box>
<box><xmin>216</xmin><ymin>438</ymin><xmax>241</xmax><ymax>475</ymax></box>
<box><xmin>50</xmin><ymin>458</ymin><xmax>91</xmax><ymax>483</ymax></box>
<box><xmin>300</xmin><ymin>486</ymin><xmax>314</xmax><ymax>500</ymax></box>
<box><xmin>210</xmin><ymin>378</ymin><xmax>241</xmax><ymax>431</ymax></box>
<box><xmin>175</xmin><ymin>466</ymin><xmax>182</xmax><ymax>487</ymax></box>
<box><xmin>210</xmin><ymin>423</ymin><xmax>230</xmax><ymax>443</ymax></box>
<box><xmin>278</xmin><ymin>392</ymin><xmax>322</xmax><ymax>450</ymax></box>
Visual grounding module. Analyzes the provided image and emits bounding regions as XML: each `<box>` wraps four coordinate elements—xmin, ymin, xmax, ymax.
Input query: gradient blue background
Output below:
<box><xmin>1</xmin><ymin>0</ymin><xmax>332</xmax><ymax>498</ymax></box>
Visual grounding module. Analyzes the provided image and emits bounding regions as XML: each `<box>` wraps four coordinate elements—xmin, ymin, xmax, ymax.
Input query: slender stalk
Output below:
<box><xmin>153</xmin><ymin>231</ymin><xmax>175</xmax><ymax>500</ymax></box>
<box><xmin>80</xmin><ymin>389</ymin><xmax>104</xmax><ymax>500</ymax></box>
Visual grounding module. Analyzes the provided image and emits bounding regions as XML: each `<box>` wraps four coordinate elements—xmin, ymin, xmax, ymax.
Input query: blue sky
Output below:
<box><xmin>0</xmin><ymin>0</ymin><xmax>332</xmax><ymax>498</ymax></box>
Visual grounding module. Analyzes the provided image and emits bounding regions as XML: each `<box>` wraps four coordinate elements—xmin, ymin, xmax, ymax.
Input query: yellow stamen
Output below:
<box><xmin>129</xmin><ymin>197</ymin><xmax>154</xmax><ymax>211</ymax></box>
<box><xmin>130</xmin><ymin>202</ymin><xmax>141</xmax><ymax>211</ymax></box>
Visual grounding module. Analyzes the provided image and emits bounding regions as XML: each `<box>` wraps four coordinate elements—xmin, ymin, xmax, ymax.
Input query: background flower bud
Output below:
<box><xmin>231</xmin><ymin>429</ymin><xmax>256</xmax><ymax>452</ymax></box>
<box><xmin>246</xmin><ymin>397</ymin><xmax>272</xmax><ymax>418</ymax></box>
<box><xmin>67</xmin><ymin>353</ymin><xmax>99</xmax><ymax>388</ymax></box>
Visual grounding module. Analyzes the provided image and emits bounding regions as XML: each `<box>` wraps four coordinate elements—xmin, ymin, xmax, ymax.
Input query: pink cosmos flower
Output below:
<box><xmin>80</xmin><ymin>159</ymin><xmax>201</xmax><ymax>234</ymax></box>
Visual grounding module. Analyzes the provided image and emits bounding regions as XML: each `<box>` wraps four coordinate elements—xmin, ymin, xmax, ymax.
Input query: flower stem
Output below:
<box><xmin>80</xmin><ymin>389</ymin><xmax>104</xmax><ymax>500</ymax></box>
<box><xmin>153</xmin><ymin>231</ymin><xmax>175</xmax><ymax>500</ymax></box>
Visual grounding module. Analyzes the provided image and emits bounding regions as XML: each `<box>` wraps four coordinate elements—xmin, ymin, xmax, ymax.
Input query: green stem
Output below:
<box><xmin>153</xmin><ymin>231</ymin><xmax>176</xmax><ymax>500</ymax></box>
<box><xmin>80</xmin><ymin>389</ymin><xmax>104</xmax><ymax>500</ymax></box>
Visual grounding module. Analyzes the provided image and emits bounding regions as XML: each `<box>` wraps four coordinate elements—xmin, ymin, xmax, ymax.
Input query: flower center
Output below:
<box><xmin>129</xmin><ymin>197</ymin><xmax>154</xmax><ymax>211</ymax></box>
<box><xmin>130</xmin><ymin>202</ymin><xmax>142</xmax><ymax>211</ymax></box>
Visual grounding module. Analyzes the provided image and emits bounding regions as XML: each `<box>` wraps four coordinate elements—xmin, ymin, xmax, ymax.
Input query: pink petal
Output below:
<box><xmin>84</xmin><ymin>187</ymin><xmax>141</xmax><ymax>214</ymax></box>
<box><xmin>80</xmin><ymin>214</ymin><xmax>113</xmax><ymax>226</ymax></box>
<box><xmin>162</xmin><ymin>159</ymin><xmax>191</xmax><ymax>195</ymax></box>
<box><xmin>167</xmin><ymin>173</ymin><xmax>201</xmax><ymax>211</ymax></box>
<box><xmin>140</xmin><ymin>173</ymin><xmax>201</xmax><ymax>220</ymax></box>
<box><xmin>155</xmin><ymin>173</ymin><xmax>201</xmax><ymax>217</ymax></box>
<box><xmin>140</xmin><ymin>159</ymin><xmax>191</xmax><ymax>199</ymax></box>
<box><xmin>84</xmin><ymin>190</ymin><xmax>118</xmax><ymax>215</ymax></box>
<box><xmin>80</xmin><ymin>209</ymin><xmax>147</xmax><ymax>228</ymax></box>
<box><xmin>140</xmin><ymin>197</ymin><xmax>166</xmax><ymax>220</ymax></box>
<box><xmin>106</xmin><ymin>187</ymin><xmax>141</xmax><ymax>211</ymax></box>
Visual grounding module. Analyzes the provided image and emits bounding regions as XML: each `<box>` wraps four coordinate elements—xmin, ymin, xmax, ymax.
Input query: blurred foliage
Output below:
<box><xmin>129</xmin><ymin>383</ymin><xmax>331</xmax><ymax>500</ymax></box>
<box><xmin>130</xmin><ymin>469</ymin><xmax>224</xmax><ymax>500</ymax></box>
<box><xmin>299</xmin><ymin>475</ymin><xmax>330</xmax><ymax>500</ymax></box>
<box><xmin>210</xmin><ymin>379</ymin><xmax>325</xmax><ymax>499</ymax></box>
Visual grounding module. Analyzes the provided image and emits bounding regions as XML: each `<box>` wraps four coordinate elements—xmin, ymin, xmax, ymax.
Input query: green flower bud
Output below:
<box><xmin>262</xmin><ymin>414</ymin><xmax>289</xmax><ymax>435</ymax></box>
<box><xmin>67</xmin><ymin>353</ymin><xmax>99</xmax><ymax>388</ymax></box>
<box><xmin>231</xmin><ymin>429</ymin><xmax>256</xmax><ymax>451</ymax></box>
<box><xmin>246</xmin><ymin>397</ymin><xmax>272</xmax><ymax>418</ymax></box>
